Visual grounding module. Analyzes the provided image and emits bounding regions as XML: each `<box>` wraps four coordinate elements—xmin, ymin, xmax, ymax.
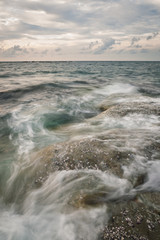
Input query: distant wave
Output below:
<box><xmin>0</xmin><ymin>82</ymin><xmax>72</xmax><ymax>101</ymax></box>
<box><xmin>71</xmin><ymin>70</ymin><xmax>96</xmax><ymax>75</ymax></box>
<box><xmin>0</xmin><ymin>70</ymin><xmax>61</xmax><ymax>79</ymax></box>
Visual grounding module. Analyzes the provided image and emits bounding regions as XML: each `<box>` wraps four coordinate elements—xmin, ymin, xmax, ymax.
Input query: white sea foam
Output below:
<box><xmin>0</xmin><ymin>205</ymin><xmax>107</xmax><ymax>240</ymax></box>
<box><xmin>1</xmin><ymin>61</ymin><xmax>160</xmax><ymax>240</ymax></box>
<box><xmin>59</xmin><ymin>113</ymin><xmax>159</xmax><ymax>142</ymax></box>
<box><xmin>94</xmin><ymin>83</ymin><xmax>137</xmax><ymax>96</ymax></box>
<box><xmin>0</xmin><ymin>170</ymin><xmax>133</xmax><ymax>240</ymax></box>
<box><xmin>8</xmin><ymin>105</ymin><xmax>67</xmax><ymax>157</ymax></box>
<box><xmin>23</xmin><ymin>170</ymin><xmax>132</xmax><ymax>212</ymax></box>
<box><xmin>137</xmin><ymin>161</ymin><xmax>160</xmax><ymax>191</ymax></box>
<box><xmin>98</xmin><ymin>113</ymin><xmax>160</xmax><ymax>131</ymax></box>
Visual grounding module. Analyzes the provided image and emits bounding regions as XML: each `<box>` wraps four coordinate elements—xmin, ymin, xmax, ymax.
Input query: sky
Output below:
<box><xmin>0</xmin><ymin>0</ymin><xmax>160</xmax><ymax>61</ymax></box>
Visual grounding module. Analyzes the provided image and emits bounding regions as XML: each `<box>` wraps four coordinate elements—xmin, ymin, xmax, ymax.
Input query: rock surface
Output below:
<box><xmin>101</xmin><ymin>195</ymin><xmax>160</xmax><ymax>240</ymax></box>
<box><xmin>97</xmin><ymin>102</ymin><xmax>160</xmax><ymax>117</ymax></box>
<box><xmin>5</xmin><ymin>126</ymin><xmax>159</xmax><ymax>205</ymax></box>
<box><xmin>4</xmin><ymin>99</ymin><xmax>160</xmax><ymax>240</ymax></box>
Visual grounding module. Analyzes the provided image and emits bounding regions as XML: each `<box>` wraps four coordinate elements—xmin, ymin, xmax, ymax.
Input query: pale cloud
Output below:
<box><xmin>0</xmin><ymin>45</ymin><xmax>28</xmax><ymax>58</ymax></box>
<box><xmin>94</xmin><ymin>39</ymin><xmax>116</xmax><ymax>54</ymax></box>
<box><xmin>0</xmin><ymin>0</ymin><xmax>160</xmax><ymax>60</ymax></box>
<box><xmin>88</xmin><ymin>41</ymin><xmax>99</xmax><ymax>50</ymax></box>
<box><xmin>146</xmin><ymin>32</ymin><xmax>159</xmax><ymax>40</ymax></box>
<box><xmin>131</xmin><ymin>37</ymin><xmax>140</xmax><ymax>46</ymax></box>
<box><xmin>41</xmin><ymin>49</ymin><xmax>48</xmax><ymax>55</ymax></box>
<box><xmin>55</xmin><ymin>48</ymin><xmax>62</xmax><ymax>52</ymax></box>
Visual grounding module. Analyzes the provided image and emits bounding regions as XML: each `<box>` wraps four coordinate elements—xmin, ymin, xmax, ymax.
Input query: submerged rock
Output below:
<box><xmin>3</xmin><ymin>133</ymin><xmax>130</xmax><ymax>205</ymax></box>
<box><xmin>4</xmin><ymin>126</ymin><xmax>159</xmax><ymax>207</ymax></box>
<box><xmin>4</xmin><ymin>97</ymin><xmax>160</xmax><ymax>214</ymax></box>
<box><xmin>3</xmin><ymin>102</ymin><xmax>160</xmax><ymax>240</ymax></box>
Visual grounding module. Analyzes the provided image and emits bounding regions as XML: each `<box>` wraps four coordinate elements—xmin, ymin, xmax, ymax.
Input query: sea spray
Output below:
<box><xmin>0</xmin><ymin>61</ymin><xmax>160</xmax><ymax>240</ymax></box>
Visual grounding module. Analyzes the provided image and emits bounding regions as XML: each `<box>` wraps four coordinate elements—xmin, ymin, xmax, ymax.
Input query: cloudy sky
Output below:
<box><xmin>0</xmin><ymin>0</ymin><xmax>160</xmax><ymax>61</ymax></box>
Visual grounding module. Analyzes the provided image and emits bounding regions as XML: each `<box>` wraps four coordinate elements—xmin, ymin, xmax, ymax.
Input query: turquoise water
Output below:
<box><xmin>0</xmin><ymin>61</ymin><xmax>160</xmax><ymax>240</ymax></box>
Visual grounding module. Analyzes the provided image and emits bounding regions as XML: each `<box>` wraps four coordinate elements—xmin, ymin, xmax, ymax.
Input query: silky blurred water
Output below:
<box><xmin>0</xmin><ymin>61</ymin><xmax>160</xmax><ymax>240</ymax></box>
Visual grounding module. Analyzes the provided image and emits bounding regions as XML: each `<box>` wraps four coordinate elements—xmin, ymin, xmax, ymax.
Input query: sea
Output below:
<box><xmin>0</xmin><ymin>61</ymin><xmax>160</xmax><ymax>240</ymax></box>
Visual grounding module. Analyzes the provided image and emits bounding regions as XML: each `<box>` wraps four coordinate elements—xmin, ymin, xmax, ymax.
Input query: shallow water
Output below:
<box><xmin>0</xmin><ymin>61</ymin><xmax>160</xmax><ymax>240</ymax></box>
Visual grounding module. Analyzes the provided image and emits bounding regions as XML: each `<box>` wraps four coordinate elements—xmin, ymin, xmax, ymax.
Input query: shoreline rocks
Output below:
<box><xmin>101</xmin><ymin>195</ymin><xmax>160</xmax><ymax>240</ymax></box>
<box><xmin>96</xmin><ymin>102</ymin><xmax>160</xmax><ymax>118</ymax></box>
<box><xmin>4</xmin><ymin>99</ymin><xmax>160</xmax><ymax>240</ymax></box>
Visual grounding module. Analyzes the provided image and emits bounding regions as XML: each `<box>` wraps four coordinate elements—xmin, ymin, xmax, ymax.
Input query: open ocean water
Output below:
<box><xmin>0</xmin><ymin>61</ymin><xmax>160</xmax><ymax>240</ymax></box>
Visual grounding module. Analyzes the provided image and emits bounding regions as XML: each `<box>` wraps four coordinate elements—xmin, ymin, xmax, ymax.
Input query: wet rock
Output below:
<box><xmin>137</xmin><ymin>192</ymin><xmax>160</xmax><ymax>213</ymax></box>
<box><xmin>101</xmin><ymin>200</ymin><xmax>160</xmax><ymax>240</ymax></box>
<box><xmin>133</xmin><ymin>173</ymin><xmax>147</xmax><ymax>188</ymax></box>
<box><xmin>4</xmin><ymin>126</ymin><xmax>159</xmax><ymax>210</ymax></box>
<box><xmin>4</xmin><ymin>134</ymin><xmax>130</xmax><ymax>204</ymax></box>
<box><xmin>98</xmin><ymin>93</ymin><xmax>143</xmax><ymax>111</ymax></box>
<box><xmin>34</xmin><ymin>136</ymin><xmax>133</xmax><ymax>180</ymax></box>
<box><xmin>97</xmin><ymin>102</ymin><xmax>160</xmax><ymax>117</ymax></box>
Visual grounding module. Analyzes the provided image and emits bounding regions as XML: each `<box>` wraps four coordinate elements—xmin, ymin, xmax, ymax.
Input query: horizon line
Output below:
<box><xmin>0</xmin><ymin>60</ymin><xmax>160</xmax><ymax>63</ymax></box>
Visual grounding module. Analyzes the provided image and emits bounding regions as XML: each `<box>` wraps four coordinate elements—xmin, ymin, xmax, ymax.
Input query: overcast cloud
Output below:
<box><xmin>0</xmin><ymin>0</ymin><xmax>160</xmax><ymax>60</ymax></box>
